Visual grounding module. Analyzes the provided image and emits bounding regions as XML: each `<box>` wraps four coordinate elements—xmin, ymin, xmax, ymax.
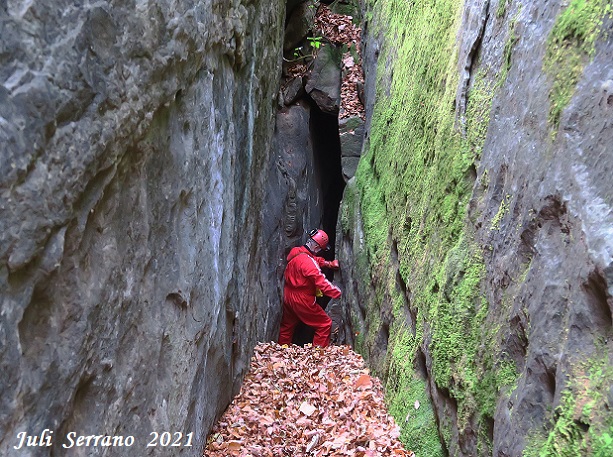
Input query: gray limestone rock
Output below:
<box><xmin>305</xmin><ymin>44</ymin><xmax>342</xmax><ymax>114</ymax></box>
<box><xmin>267</xmin><ymin>101</ymin><xmax>326</xmax><ymax>257</ymax></box>
<box><xmin>282</xmin><ymin>76</ymin><xmax>306</xmax><ymax>105</ymax></box>
<box><xmin>338</xmin><ymin>0</ymin><xmax>613</xmax><ymax>455</ymax></box>
<box><xmin>338</xmin><ymin>116</ymin><xmax>365</xmax><ymax>181</ymax></box>
<box><xmin>0</xmin><ymin>0</ymin><xmax>286</xmax><ymax>455</ymax></box>
<box><xmin>284</xmin><ymin>1</ymin><xmax>317</xmax><ymax>53</ymax></box>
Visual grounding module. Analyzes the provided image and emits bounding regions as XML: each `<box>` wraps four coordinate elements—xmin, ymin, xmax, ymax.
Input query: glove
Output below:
<box><xmin>325</xmin><ymin>259</ymin><xmax>340</xmax><ymax>270</ymax></box>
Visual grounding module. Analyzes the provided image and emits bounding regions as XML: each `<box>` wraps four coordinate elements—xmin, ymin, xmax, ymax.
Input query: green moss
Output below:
<box><xmin>544</xmin><ymin>0</ymin><xmax>611</xmax><ymax>129</ymax></box>
<box><xmin>496</xmin><ymin>0</ymin><xmax>509</xmax><ymax>18</ymax></box>
<box><xmin>499</xmin><ymin>19</ymin><xmax>518</xmax><ymax>86</ymax></box>
<box><xmin>351</xmin><ymin>0</ymin><xmax>523</xmax><ymax>452</ymax></box>
<box><xmin>354</xmin><ymin>0</ymin><xmax>510</xmax><ymax>449</ymax></box>
<box><xmin>430</xmin><ymin>236</ymin><xmax>485</xmax><ymax>389</ymax></box>
<box><xmin>429</xmin><ymin>236</ymin><xmax>517</xmax><ymax>427</ymax></box>
<box><xmin>523</xmin><ymin>354</ymin><xmax>613</xmax><ymax>456</ymax></box>
<box><xmin>386</xmin><ymin>358</ymin><xmax>444</xmax><ymax>456</ymax></box>
<box><xmin>329</xmin><ymin>0</ymin><xmax>362</xmax><ymax>22</ymax></box>
<box><xmin>491</xmin><ymin>194</ymin><xmax>512</xmax><ymax>231</ymax></box>
<box><xmin>340</xmin><ymin>179</ymin><xmax>357</xmax><ymax>234</ymax></box>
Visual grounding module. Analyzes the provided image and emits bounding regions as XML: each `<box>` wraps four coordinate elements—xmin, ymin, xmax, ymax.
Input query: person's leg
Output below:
<box><xmin>278</xmin><ymin>300</ymin><xmax>299</xmax><ymax>345</ymax></box>
<box><xmin>293</xmin><ymin>300</ymin><xmax>332</xmax><ymax>347</ymax></box>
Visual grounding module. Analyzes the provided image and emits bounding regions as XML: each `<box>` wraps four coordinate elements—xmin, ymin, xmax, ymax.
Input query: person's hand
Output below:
<box><xmin>326</xmin><ymin>259</ymin><xmax>340</xmax><ymax>270</ymax></box>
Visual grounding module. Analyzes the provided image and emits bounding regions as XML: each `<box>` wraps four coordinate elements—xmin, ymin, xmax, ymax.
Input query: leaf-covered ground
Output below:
<box><xmin>314</xmin><ymin>5</ymin><xmax>365</xmax><ymax>120</ymax></box>
<box><xmin>203</xmin><ymin>343</ymin><xmax>415</xmax><ymax>457</ymax></box>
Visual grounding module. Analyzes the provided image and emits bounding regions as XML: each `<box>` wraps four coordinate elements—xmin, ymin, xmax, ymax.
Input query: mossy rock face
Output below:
<box><xmin>328</xmin><ymin>0</ymin><xmax>362</xmax><ymax>22</ymax></box>
<box><xmin>339</xmin><ymin>116</ymin><xmax>365</xmax><ymax>181</ymax></box>
<box><xmin>339</xmin><ymin>0</ymin><xmax>613</xmax><ymax>455</ymax></box>
<box><xmin>544</xmin><ymin>0</ymin><xmax>612</xmax><ymax>129</ymax></box>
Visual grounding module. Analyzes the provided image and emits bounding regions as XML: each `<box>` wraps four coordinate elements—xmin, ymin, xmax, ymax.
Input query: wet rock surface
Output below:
<box><xmin>339</xmin><ymin>116</ymin><xmax>365</xmax><ymax>181</ymax></box>
<box><xmin>272</xmin><ymin>1</ymin><xmax>363</xmax><ymax>262</ymax></box>
<box><xmin>270</xmin><ymin>1</ymin><xmax>360</xmax><ymax>346</ymax></box>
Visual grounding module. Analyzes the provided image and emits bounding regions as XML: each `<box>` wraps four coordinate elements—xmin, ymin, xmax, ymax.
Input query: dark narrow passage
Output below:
<box><xmin>310</xmin><ymin>103</ymin><xmax>345</xmax><ymax>260</ymax></box>
<box><xmin>292</xmin><ymin>102</ymin><xmax>346</xmax><ymax>346</ymax></box>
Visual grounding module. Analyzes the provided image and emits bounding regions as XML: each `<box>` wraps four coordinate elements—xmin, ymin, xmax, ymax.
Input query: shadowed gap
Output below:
<box><xmin>293</xmin><ymin>103</ymin><xmax>346</xmax><ymax>346</ymax></box>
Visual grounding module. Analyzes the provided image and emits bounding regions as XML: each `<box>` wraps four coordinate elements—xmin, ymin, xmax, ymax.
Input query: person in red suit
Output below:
<box><xmin>278</xmin><ymin>229</ymin><xmax>342</xmax><ymax>347</ymax></box>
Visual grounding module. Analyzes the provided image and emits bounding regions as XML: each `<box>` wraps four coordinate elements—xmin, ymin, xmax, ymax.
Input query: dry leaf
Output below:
<box><xmin>203</xmin><ymin>343</ymin><xmax>414</xmax><ymax>456</ymax></box>
<box><xmin>306</xmin><ymin>433</ymin><xmax>320</xmax><ymax>452</ymax></box>
<box><xmin>355</xmin><ymin>374</ymin><xmax>372</xmax><ymax>389</ymax></box>
<box><xmin>299</xmin><ymin>401</ymin><xmax>317</xmax><ymax>416</ymax></box>
<box><xmin>343</xmin><ymin>55</ymin><xmax>355</xmax><ymax>68</ymax></box>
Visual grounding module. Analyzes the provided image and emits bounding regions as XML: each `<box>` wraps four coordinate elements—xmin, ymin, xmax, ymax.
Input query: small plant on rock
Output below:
<box><xmin>307</xmin><ymin>36</ymin><xmax>323</xmax><ymax>50</ymax></box>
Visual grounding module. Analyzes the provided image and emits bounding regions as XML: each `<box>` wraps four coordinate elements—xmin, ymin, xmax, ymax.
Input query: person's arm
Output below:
<box><xmin>314</xmin><ymin>256</ymin><xmax>340</xmax><ymax>270</ymax></box>
<box><xmin>303</xmin><ymin>257</ymin><xmax>342</xmax><ymax>299</ymax></box>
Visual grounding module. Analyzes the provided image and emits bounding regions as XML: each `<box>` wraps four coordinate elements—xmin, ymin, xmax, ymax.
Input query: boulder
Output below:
<box><xmin>284</xmin><ymin>1</ymin><xmax>316</xmax><ymax>52</ymax></box>
<box><xmin>338</xmin><ymin>116</ymin><xmax>365</xmax><ymax>181</ymax></box>
<box><xmin>305</xmin><ymin>43</ymin><xmax>342</xmax><ymax>114</ymax></box>
<box><xmin>282</xmin><ymin>76</ymin><xmax>306</xmax><ymax>105</ymax></box>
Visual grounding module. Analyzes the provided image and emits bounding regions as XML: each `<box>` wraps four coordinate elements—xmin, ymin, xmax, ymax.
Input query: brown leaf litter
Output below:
<box><xmin>314</xmin><ymin>5</ymin><xmax>365</xmax><ymax>120</ymax></box>
<box><xmin>203</xmin><ymin>343</ymin><xmax>415</xmax><ymax>457</ymax></box>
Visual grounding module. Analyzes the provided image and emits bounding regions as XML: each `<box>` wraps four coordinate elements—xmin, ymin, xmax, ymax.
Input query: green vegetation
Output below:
<box><xmin>347</xmin><ymin>0</ymin><xmax>520</xmax><ymax>453</ymax></box>
<box><xmin>496</xmin><ymin>0</ymin><xmax>509</xmax><ymax>19</ymax></box>
<box><xmin>387</xmin><ymin>350</ymin><xmax>442</xmax><ymax>457</ymax></box>
<box><xmin>307</xmin><ymin>36</ymin><xmax>323</xmax><ymax>50</ymax></box>
<box><xmin>328</xmin><ymin>0</ymin><xmax>363</xmax><ymax>22</ymax></box>
<box><xmin>340</xmin><ymin>178</ymin><xmax>357</xmax><ymax>234</ymax></box>
<box><xmin>523</xmin><ymin>354</ymin><xmax>613</xmax><ymax>456</ymax></box>
<box><xmin>491</xmin><ymin>194</ymin><xmax>511</xmax><ymax>231</ymax></box>
<box><xmin>341</xmin><ymin>0</ymin><xmax>613</xmax><ymax>453</ymax></box>
<box><xmin>499</xmin><ymin>19</ymin><xmax>518</xmax><ymax>86</ymax></box>
<box><xmin>544</xmin><ymin>0</ymin><xmax>612</xmax><ymax>129</ymax></box>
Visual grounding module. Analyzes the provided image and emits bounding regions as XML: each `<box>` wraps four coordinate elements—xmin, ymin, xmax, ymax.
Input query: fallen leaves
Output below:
<box><xmin>314</xmin><ymin>7</ymin><xmax>361</xmax><ymax>45</ymax></box>
<box><xmin>314</xmin><ymin>5</ymin><xmax>365</xmax><ymax>120</ymax></box>
<box><xmin>300</xmin><ymin>401</ymin><xmax>317</xmax><ymax>417</ymax></box>
<box><xmin>203</xmin><ymin>343</ymin><xmax>415</xmax><ymax>457</ymax></box>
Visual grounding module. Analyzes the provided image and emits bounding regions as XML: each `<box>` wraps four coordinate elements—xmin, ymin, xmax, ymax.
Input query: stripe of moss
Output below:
<box><xmin>523</xmin><ymin>353</ymin><xmax>613</xmax><ymax>456</ymax></box>
<box><xmin>544</xmin><ymin>0</ymin><xmax>612</xmax><ymax>130</ymax></box>
<box><xmin>387</xmin><ymin>332</ymin><xmax>442</xmax><ymax>457</ymax></box>
<box><xmin>354</xmin><ymin>0</ymin><xmax>520</xmax><ymax>452</ymax></box>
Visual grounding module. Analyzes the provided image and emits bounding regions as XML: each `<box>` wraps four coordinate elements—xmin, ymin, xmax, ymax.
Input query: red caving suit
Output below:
<box><xmin>278</xmin><ymin>245</ymin><xmax>342</xmax><ymax>347</ymax></box>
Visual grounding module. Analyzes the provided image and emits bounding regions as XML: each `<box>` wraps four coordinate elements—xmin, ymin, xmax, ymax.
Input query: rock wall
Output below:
<box><xmin>0</xmin><ymin>1</ymin><xmax>285</xmax><ymax>455</ymax></box>
<box><xmin>265</xmin><ymin>1</ymin><xmax>348</xmax><ymax>308</ymax></box>
<box><xmin>339</xmin><ymin>0</ymin><xmax>613</xmax><ymax>455</ymax></box>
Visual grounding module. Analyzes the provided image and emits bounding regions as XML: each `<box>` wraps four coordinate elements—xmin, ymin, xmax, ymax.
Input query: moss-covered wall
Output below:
<box><xmin>338</xmin><ymin>0</ymin><xmax>613</xmax><ymax>455</ymax></box>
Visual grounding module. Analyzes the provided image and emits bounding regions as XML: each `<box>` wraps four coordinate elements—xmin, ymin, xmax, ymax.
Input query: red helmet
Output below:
<box><xmin>309</xmin><ymin>229</ymin><xmax>330</xmax><ymax>251</ymax></box>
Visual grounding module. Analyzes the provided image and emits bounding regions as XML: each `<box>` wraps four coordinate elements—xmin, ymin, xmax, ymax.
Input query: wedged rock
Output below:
<box><xmin>305</xmin><ymin>43</ymin><xmax>342</xmax><ymax>114</ymax></box>
<box><xmin>282</xmin><ymin>76</ymin><xmax>305</xmax><ymax>105</ymax></box>
<box><xmin>338</xmin><ymin>115</ymin><xmax>365</xmax><ymax>181</ymax></box>
<box><xmin>284</xmin><ymin>1</ymin><xmax>316</xmax><ymax>52</ymax></box>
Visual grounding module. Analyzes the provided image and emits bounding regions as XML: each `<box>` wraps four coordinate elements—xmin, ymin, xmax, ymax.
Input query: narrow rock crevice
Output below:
<box><xmin>455</xmin><ymin>0</ymin><xmax>491</xmax><ymax>129</ymax></box>
<box><xmin>310</xmin><ymin>104</ymin><xmax>346</xmax><ymax>252</ymax></box>
<box><xmin>275</xmin><ymin>1</ymin><xmax>361</xmax><ymax>347</ymax></box>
